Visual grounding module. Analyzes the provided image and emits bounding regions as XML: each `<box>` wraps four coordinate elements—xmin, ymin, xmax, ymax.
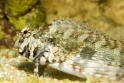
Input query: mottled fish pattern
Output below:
<box><xmin>14</xmin><ymin>18</ymin><xmax>124</xmax><ymax>82</ymax></box>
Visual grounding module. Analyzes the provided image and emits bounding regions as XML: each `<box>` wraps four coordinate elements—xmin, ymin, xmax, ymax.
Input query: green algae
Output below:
<box><xmin>7</xmin><ymin>4</ymin><xmax>46</xmax><ymax>30</ymax></box>
<box><xmin>5</xmin><ymin>0</ymin><xmax>38</xmax><ymax>16</ymax></box>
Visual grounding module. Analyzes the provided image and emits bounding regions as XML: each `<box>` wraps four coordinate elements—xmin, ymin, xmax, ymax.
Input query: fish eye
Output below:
<box><xmin>21</xmin><ymin>27</ymin><xmax>31</xmax><ymax>38</ymax></box>
<box><xmin>24</xmin><ymin>30</ymin><xmax>28</xmax><ymax>34</ymax></box>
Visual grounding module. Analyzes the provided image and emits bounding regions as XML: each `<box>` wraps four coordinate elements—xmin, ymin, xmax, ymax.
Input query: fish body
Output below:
<box><xmin>15</xmin><ymin>18</ymin><xmax>124</xmax><ymax>82</ymax></box>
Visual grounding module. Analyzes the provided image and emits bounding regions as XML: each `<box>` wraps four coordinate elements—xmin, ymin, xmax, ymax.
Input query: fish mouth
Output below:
<box><xmin>18</xmin><ymin>49</ymin><xmax>31</xmax><ymax>58</ymax></box>
<box><xmin>17</xmin><ymin>46</ymin><xmax>28</xmax><ymax>57</ymax></box>
<box><xmin>18</xmin><ymin>46</ymin><xmax>40</xmax><ymax>59</ymax></box>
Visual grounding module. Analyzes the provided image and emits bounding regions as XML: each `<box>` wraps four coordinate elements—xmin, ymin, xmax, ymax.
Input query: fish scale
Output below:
<box><xmin>14</xmin><ymin>18</ymin><xmax>124</xmax><ymax>82</ymax></box>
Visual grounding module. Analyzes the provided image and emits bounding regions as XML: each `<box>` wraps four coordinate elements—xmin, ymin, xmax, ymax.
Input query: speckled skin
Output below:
<box><xmin>15</xmin><ymin>18</ymin><xmax>124</xmax><ymax>82</ymax></box>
